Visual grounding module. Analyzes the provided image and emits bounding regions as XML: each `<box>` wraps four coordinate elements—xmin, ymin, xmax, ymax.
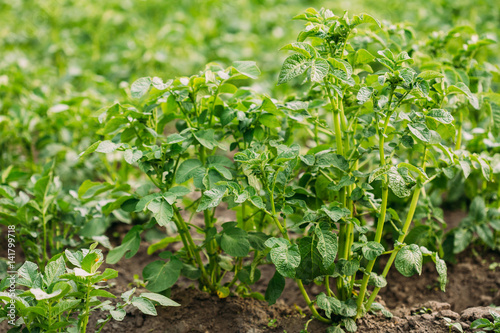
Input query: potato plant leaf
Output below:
<box><xmin>395</xmin><ymin>244</ymin><xmax>423</xmax><ymax>277</ymax></box>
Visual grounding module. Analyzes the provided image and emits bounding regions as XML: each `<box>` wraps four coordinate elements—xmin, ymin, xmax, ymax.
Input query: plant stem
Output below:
<box><xmin>455</xmin><ymin>110</ymin><xmax>463</xmax><ymax>150</ymax></box>
<box><xmin>356</xmin><ymin>89</ymin><xmax>396</xmax><ymax>316</ymax></box>
<box><xmin>173</xmin><ymin>207</ymin><xmax>214</xmax><ymax>291</ymax></box>
<box><xmin>80</xmin><ymin>279</ymin><xmax>92</xmax><ymax>332</ymax></box>
<box><xmin>365</xmin><ymin>184</ymin><xmax>422</xmax><ymax>309</ymax></box>
<box><xmin>296</xmin><ymin>279</ymin><xmax>331</xmax><ymax>324</ymax></box>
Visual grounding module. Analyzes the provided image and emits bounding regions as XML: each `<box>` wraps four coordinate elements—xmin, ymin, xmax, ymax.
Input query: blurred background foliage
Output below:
<box><xmin>0</xmin><ymin>0</ymin><xmax>498</xmax><ymax>174</ymax></box>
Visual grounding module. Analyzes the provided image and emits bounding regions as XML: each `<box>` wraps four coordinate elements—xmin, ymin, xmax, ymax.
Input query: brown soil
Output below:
<box><xmin>3</xmin><ymin>212</ymin><xmax>500</xmax><ymax>333</ymax></box>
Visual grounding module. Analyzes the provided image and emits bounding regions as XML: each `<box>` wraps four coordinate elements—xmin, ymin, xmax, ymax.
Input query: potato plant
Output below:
<box><xmin>75</xmin><ymin>8</ymin><xmax>498</xmax><ymax>330</ymax></box>
<box><xmin>1</xmin><ymin>3</ymin><xmax>498</xmax><ymax>333</ymax></box>
<box><xmin>0</xmin><ymin>243</ymin><xmax>178</xmax><ymax>333</ymax></box>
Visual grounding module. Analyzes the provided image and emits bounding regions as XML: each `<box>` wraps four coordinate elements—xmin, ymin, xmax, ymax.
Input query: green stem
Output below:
<box><xmin>174</xmin><ymin>207</ymin><xmax>214</xmax><ymax>291</ymax></box>
<box><xmin>80</xmin><ymin>279</ymin><xmax>92</xmax><ymax>332</ymax></box>
<box><xmin>356</xmin><ymin>185</ymin><xmax>388</xmax><ymax>317</ymax></box>
<box><xmin>365</xmin><ymin>185</ymin><xmax>422</xmax><ymax>309</ymax></box>
<box><xmin>296</xmin><ymin>279</ymin><xmax>331</xmax><ymax>324</ymax></box>
<box><xmin>455</xmin><ymin>110</ymin><xmax>463</xmax><ymax>150</ymax></box>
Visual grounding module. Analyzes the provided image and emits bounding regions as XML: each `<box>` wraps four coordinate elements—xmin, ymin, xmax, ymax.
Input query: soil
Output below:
<box><xmin>2</xmin><ymin>211</ymin><xmax>500</xmax><ymax>332</ymax></box>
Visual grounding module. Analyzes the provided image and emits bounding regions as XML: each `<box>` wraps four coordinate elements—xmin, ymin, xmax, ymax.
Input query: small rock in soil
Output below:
<box><xmin>421</xmin><ymin>313</ymin><xmax>434</xmax><ymax>320</ymax></box>
<box><xmin>422</xmin><ymin>301</ymin><xmax>451</xmax><ymax>311</ymax></box>
<box><xmin>460</xmin><ymin>307</ymin><xmax>500</xmax><ymax>321</ymax></box>
<box><xmin>439</xmin><ymin>309</ymin><xmax>460</xmax><ymax>320</ymax></box>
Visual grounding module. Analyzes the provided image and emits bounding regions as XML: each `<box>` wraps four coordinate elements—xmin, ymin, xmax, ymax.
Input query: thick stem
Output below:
<box><xmin>356</xmin><ymin>185</ymin><xmax>388</xmax><ymax>316</ymax></box>
<box><xmin>365</xmin><ymin>185</ymin><xmax>422</xmax><ymax>309</ymax></box>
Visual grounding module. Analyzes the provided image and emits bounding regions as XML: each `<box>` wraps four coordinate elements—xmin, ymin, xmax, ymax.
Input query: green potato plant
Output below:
<box><xmin>77</xmin><ymin>7</ymin><xmax>500</xmax><ymax>330</ymax></box>
<box><xmin>471</xmin><ymin>310</ymin><xmax>500</xmax><ymax>332</ymax></box>
<box><xmin>0</xmin><ymin>162</ymin><xmax>128</xmax><ymax>268</ymax></box>
<box><xmin>263</xmin><ymin>8</ymin><xmax>463</xmax><ymax>327</ymax></box>
<box><xmin>0</xmin><ymin>243</ymin><xmax>178</xmax><ymax>333</ymax></box>
<box><xmin>82</xmin><ymin>61</ymin><xmax>282</xmax><ymax>297</ymax></box>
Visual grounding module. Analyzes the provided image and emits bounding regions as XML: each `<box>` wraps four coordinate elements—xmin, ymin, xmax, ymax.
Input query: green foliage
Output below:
<box><xmin>0</xmin><ymin>1</ymin><xmax>498</xmax><ymax>331</ymax></box>
<box><xmin>0</xmin><ymin>244</ymin><xmax>178</xmax><ymax>332</ymax></box>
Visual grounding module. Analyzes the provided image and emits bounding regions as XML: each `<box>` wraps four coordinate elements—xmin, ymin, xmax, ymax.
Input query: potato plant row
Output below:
<box><xmin>1</xmin><ymin>8</ymin><xmax>499</xmax><ymax>333</ymax></box>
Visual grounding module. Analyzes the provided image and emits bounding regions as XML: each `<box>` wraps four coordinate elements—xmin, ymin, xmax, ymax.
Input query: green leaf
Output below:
<box><xmin>321</xmin><ymin>205</ymin><xmax>350</xmax><ymax>222</ymax></box>
<box><xmin>369</xmin><ymin>165</ymin><xmax>392</xmax><ymax>183</ymax></box>
<box><xmin>193</xmin><ymin>129</ymin><xmax>217</xmax><ymax>149</ymax></box>
<box><xmin>90</xmin><ymin>290</ymin><xmax>116</xmax><ymax>298</ymax></box>
<box><xmin>131</xmin><ymin>77</ymin><xmax>152</xmax><ymax>99</ymax></box>
<box><xmin>418</xmin><ymin>70</ymin><xmax>444</xmax><ymax>80</ymax></box>
<box><xmin>107</xmin><ymin>226</ymin><xmax>142</xmax><ymax>264</ymax></box>
<box><xmin>356</xmin><ymin>49</ymin><xmax>376</xmax><ymax>64</ymax></box>
<box><xmin>342</xmin><ymin>318</ymin><xmax>357</xmax><ymax>333</ymax></box>
<box><xmin>277</xmin><ymin>54</ymin><xmax>310</xmax><ymax>85</ymax></box>
<box><xmin>329</xmin><ymin>58</ymin><xmax>352</xmax><ymax>76</ymax></box>
<box><xmin>91</xmin><ymin>268</ymin><xmax>118</xmax><ymax>284</ymax></box>
<box><xmin>314</xmin><ymin>223</ymin><xmax>338</xmax><ymax>268</ymax></box>
<box><xmin>357</xmin><ymin>86</ymin><xmax>374</xmax><ymax>105</ymax></box>
<box><xmin>471</xmin><ymin>318</ymin><xmax>491</xmax><ymax>329</ymax></box>
<box><xmin>317</xmin><ymin>292</ymin><xmax>341</xmax><ymax>318</ymax></box>
<box><xmin>140</xmin><ymin>293</ymin><xmax>180</xmax><ymax>307</ymax></box>
<box><xmin>79</xmin><ymin>141</ymin><xmax>101</xmax><ymax>158</ymax></box>
<box><xmin>176</xmin><ymin>159</ymin><xmax>203</xmax><ymax>183</ymax></box>
<box><xmin>426</xmin><ymin>109</ymin><xmax>453</xmax><ymax>124</ymax></box>
<box><xmin>0</xmin><ymin>185</ymin><xmax>15</xmax><ymax>199</ymax></box>
<box><xmin>110</xmin><ymin>308</ymin><xmax>127</xmax><ymax>321</ymax></box>
<box><xmin>395</xmin><ymin>244</ymin><xmax>422</xmax><ymax>277</ymax></box>
<box><xmin>327</xmin><ymin>326</ymin><xmax>345</xmax><ymax>333</ymax></box>
<box><xmin>335</xmin><ymin>259</ymin><xmax>359</xmax><ymax>276</ymax></box>
<box><xmin>30</xmin><ymin>288</ymin><xmax>62</xmax><ymax>300</ymax></box>
<box><xmin>453</xmin><ymin>228</ymin><xmax>473</xmax><ymax>253</ymax></box>
<box><xmin>280</xmin><ymin>42</ymin><xmax>317</xmax><ymax>58</ymax></box>
<box><xmin>265</xmin><ymin>271</ymin><xmax>285</xmax><ymax>306</ymax></box>
<box><xmin>77</xmin><ymin>180</ymin><xmax>113</xmax><ymax>200</ymax></box>
<box><xmin>447</xmin><ymin>82</ymin><xmax>479</xmax><ymax>109</ymax></box>
<box><xmin>219</xmin><ymin>222</ymin><xmax>250</xmax><ymax>257</ymax></box>
<box><xmin>339</xmin><ymin>298</ymin><xmax>358</xmax><ymax>317</ymax></box>
<box><xmin>362</xmin><ymin>242</ymin><xmax>385</xmax><ymax>260</ymax></box>
<box><xmin>96</xmin><ymin>140</ymin><xmax>120</xmax><ymax>153</ymax></box>
<box><xmin>408</xmin><ymin>123</ymin><xmax>430</xmax><ymax>143</ymax></box>
<box><xmin>470</xmin><ymin>196</ymin><xmax>486</xmax><ymax>221</ymax></box>
<box><xmin>387</xmin><ymin>167</ymin><xmax>413</xmax><ymax>198</ymax></box>
<box><xmin>309</xmin><ymin>58</ymin><xmax>329</xmax><ymax>82</ymax></box>
<box><xmin>432</xmin><ymin>253</ymin><xmax>447</xmax><ymax>292</ymax></box>
<box><xmin>131</xmin><ymin>296</ymin><xmax>157</xmax><ymax>316</ymax></box>
<box><xmin>44</xmin><ymin>256</ymin><xmax>65</xmax><ymax>286</ymax></box>
<box><xmin>351</xmin><ymin>13</ymin><xmax>381</xmax><ymax>27</ymax></box>
<box><xmin>368</xmin><ymin>272</ymin><xmax>387</xmax><ymax>288</ymax></box>
<box><xmin>491</xmin><ymin>103</ymin><xmax>500</xmax><ymax>133</ymax></box>
<box><xmin>264</xmin><ymin>238</ymin><xmax>301</xmax><ymax>278</ymax></box>
<box><xmin>259</xmin><ymin>113</ymin><xmax>281</xmax><ymax>128</ymax></box>
<box><xmin>197</xmin><ymin>185</ymin><xmax>227</xmax><ymax>212</ymax></box>
<box><xmin>148</xmin><ymin>198</ymin><xmax>174</xmax><ymax>227</ymax></box>
<box><xmin>17</xmin><ymin>261</ymin><xmax>39</xmax><ymax>288</ymax></box>
<box><xmin>232</xmin><ymin>61</ymin><xmax>261</xmax><ymax>79</ymax></box>
<box><xmin>34</xmin><ymin>175</ymin><xmax>50</xmax><ymax>202</ymax></box>
<box><xmin>296</xmin><ymin>236</ymin><xmax>329</xmax><ymax>282</ymax></box>
<box><xmin>248</xmin><ymin>232</ymin><xmax>271</xmax><ymax>251</ymax></box>
<box><xmin>315</xmin><ymin>152</ymin><xmax>349</xmax><ymax>170</ymax></box>
<box><xmin>143</xmin><ymin>257</ymin><xmax>182</xmax><ymax>292</ymax></box>
<box><xmin>147</xmin><ymin>235</ymin><xmax>182</xmax><ymax>255</ymax></box>
<box><xmin>124</xmin><ymin>149</ymin><xmax>143</xmax><ymax>164</ymax></box>
<box><xmin>52</xmin><ymin>299</ymin><xmax>81</xmax><ymax>316</ymax></box>
<box><xmin>397</xmin><ymin>163</ymin><xmax>428</xmax><ymax>180</ymax></box>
